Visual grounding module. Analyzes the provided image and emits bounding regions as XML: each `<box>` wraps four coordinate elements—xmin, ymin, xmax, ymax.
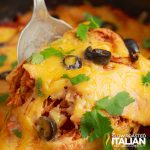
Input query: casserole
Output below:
<box><xmin>0</xmin><ymin>1</ymin><xmax>150</xmax><ymax>149</ymax></box>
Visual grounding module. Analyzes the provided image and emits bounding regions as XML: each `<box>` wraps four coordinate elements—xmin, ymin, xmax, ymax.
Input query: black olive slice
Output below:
<box><xmin>124</xmin><ymin>39</ymin><xmax>139</xmax><ymax>62</ymax></box>
<box><xmin>0</xmin><ymin>70</ymin><xmax>11</xmax><ymax>80</ymax></box>
<box><xmin>84</xmin><ymin>46</ymin><xmax>111</xmax><ymax>65</ymax></box>
<box><xmin>101</xmin><ymin>21</ymin><xmax>117</xmax><ymax>31</ymax></box>
<box><xmin>35</xmin><ymin>116</ymin><xmax>57</xmax><ymax>141</ymax></box>
<box><xmin>63</xmin><ymin>55</ymin><xmax>82</xmax><ymax>70</ymax></box>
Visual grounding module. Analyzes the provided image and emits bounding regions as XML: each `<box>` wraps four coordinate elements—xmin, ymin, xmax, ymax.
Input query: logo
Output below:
<box><xmin>112</xmin><ymin>134</ymin><xmax>146</xmax><ymax>148</ymax></box>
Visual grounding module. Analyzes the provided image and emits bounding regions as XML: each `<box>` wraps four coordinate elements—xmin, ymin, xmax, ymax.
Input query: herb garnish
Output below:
<box><xmin>11</xmin><ymin>61</ymin><xmax>18</xmax><ymax>69</ymax></box>
<box><xmin>0</xmin><ymin>55</ymin><xmax>7</xmax><ymax>66</ymax></box>
<box><xmin>76</xmin><ymin>13</ymin><xmax>102</xmax><ymax>41</ymax></box>
<box><xmin>80</xmin><ymin>109</ymin><xmax>113</xmax><ymax>142</ymax></box>
<box><xmin>41</xmin><ymin>47</ymin><xmax>64</xmax><ymax>59</ymax></box>
<box><xmin>62</xmin><ymin>74</ymin><xmax>90</xmax><ymax>85</ymax></box>
<box><xmin>142</xmin><ymin>38</ymin><xmax>150</xmax><ymax>49</ymax></box>
<box><xmin>0</xmin><ymin>93</ymin><xmax>9</xmax><ymax>104</ymax></box>
<box><xmin>103</xmin><ymin>134</ymin><xmax>113</xmax><ymax>150</ymax></box>
<box><xmin>35</xmin><ymin>78</ymin><xmax>44</xmax><ymax>97</ymax></box>
<box><xmin>76</xmin><ymin>24</ymin><xmax>89</xmax><ymax>41</ymax></box>
<box><xmin>84</xmin><ymin>12</ymin><xmax>103</xmax><ymax>28</ymax></box>
<box><xmin>12</xmin><ymin>129</ymin><xmax>22</xmax><ymax>138</ymax></box>
<box><xmin>142</xmin><ymin>72</ymin><xmax>150</xmax><ymax>86</ymax></box>
<box><xmin>80</xmin><ymin>91</ymin><xmax>134</xmax><ymax>144</ymax></box>
<box><xmin>31</xmin><ymin>53</ymin><xmax>44</xmax><ymax>64</ymax></box>
<box><xmin>137</xmin><ymin>138</ymin><xmax>150</xmax><ymax>150</ymax></box>
<box><xmin>96</xmin><ymin>91</ymin><xmax>135</xmax><ymax>115</ymax></box>
<box><xmin>29</xmin><ymin>47</ymin><xmax>63</xmax><ymax>64</ymax></box>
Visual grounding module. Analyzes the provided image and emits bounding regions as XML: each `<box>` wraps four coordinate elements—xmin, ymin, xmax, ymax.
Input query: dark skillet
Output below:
<box><xmin>0</xmin><ymin>0</ymin><xmax>150</xmax><ymax>23</ymax></box>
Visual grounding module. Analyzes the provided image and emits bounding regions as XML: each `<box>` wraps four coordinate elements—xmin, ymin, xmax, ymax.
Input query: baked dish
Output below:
<box><xmin>0</xmin><ymin>3</ymin><xmax>150</xmax><ymax>150</ymax></box>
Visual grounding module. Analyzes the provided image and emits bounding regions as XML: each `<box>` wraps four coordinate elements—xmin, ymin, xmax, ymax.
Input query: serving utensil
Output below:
<box><xmin>17</xmin><ymin>0</ymin><xmax>72</xmax><ymax>63</ymax></box>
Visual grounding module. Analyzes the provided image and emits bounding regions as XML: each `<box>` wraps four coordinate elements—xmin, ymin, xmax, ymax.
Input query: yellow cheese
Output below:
<box><xmin>23</xmin><ymin>29</ymin><xmax>150</xmax><ymax>126</ymax></box>
<box><xmin>0</xmin><ymin>27</ymin><xmax>17</xmax><ymax>43</ymax></box>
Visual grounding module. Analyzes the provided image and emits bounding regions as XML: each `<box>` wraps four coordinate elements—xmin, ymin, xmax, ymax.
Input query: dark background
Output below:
<box><xmin>0</xmin><ymin>0</ymin><xmax>150</xmax><ymax>23</ymax></box>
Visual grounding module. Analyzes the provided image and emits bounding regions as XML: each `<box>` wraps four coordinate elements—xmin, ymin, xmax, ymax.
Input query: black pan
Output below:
<box><xmin>0</xmin><ymin>0</ymin><xmax>150</xmax><ymax>23</ymax></box>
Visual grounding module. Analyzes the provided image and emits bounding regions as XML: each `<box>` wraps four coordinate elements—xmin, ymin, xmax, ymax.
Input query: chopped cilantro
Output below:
<box><xmin>104</xmin><ymin>142</ymin><xmax>113</xmax><ymax>150</ymax></box>
<box><xmin>89</xmin><ymin>17</ymin><xmax>100</xmax><ymax>29</ymax></box>
<box><xmin>142</xmin><ymin>38</ymin><xmax>150</xmax><ymax>49</ymax></box>
<box><xmin>80</xmin><ymin>109</ymin><xmax>113</xmax><ymax>142</ymax></box>
<box><xmin>137</xmin><ymin>138</ymin><xmax>150</xmax><ymax>150</ymax></box>
<box><xmin>0</xmin><ymin>93</ymin><xmax>9</xmax><ymax>104</ymax></box>
<box><xmin>84</xmin><ymin>12</ymin><xmax>103</xmax><ymax>28</ymax></box>
<box><xmin>0</xmin><ymin>55</ymin><xmax>7</xmax><ymax>66</ymax></box>
<box><xmin>62</xmin><ymin>74</ymin><xmax>70</xmax><ymax>79</ymax></box>
<box><xmin>80</xmin><ymin>91</ymin><xmax>134</xmax><ymax>146</ymax></box>
<box><xmin>31</xmin><ymin>53</ymin><xmax>44</xmax><ymax>64</ymax></box>
<box><xmin>62</xmin><ymin>74</ymin><xmax>90</xmax><ymax>85</ymax></box>
<box><xmin>12</xmin><ymin>129</ymin><xmax>22</xmax><ymax>138</ymax></box>
<box><xmin>76</xmin><ymin>24</ymin><xmax>89</xmax><ymax>41</ymax></box>
<box><xmin>30</xmin><ymin>47</ymin><xmax>63</xmax><ymax>64</ymax></box>
<box><xmin>11</xmin><ymin>61</ymin><xmax>18</xmax><ymax>69</ymax></box>
<box><xmin>103</xmin><ymin>135</ymin><xmax>113</xmax><ymax>150</ymax></box>
<box><xmin>142</xmin><ymin>72</ymin><xmax>150</xmax><ymax>86</ymax></box>
<box><xmin>35</xmin><ymin>78</ymin><xmax>44</xmax><ymax>97</ymax></box>
<box><xmin>41</xmin><ymin>47</ymin><xmax>64</xmax><ymax>59</ymax></box>
<box><xmin>76</xmin><ymin>13</ymin><xmax>102</xmax><ymax>41</ymax></box>
<box><xmin>96</xmin><ymin>91</ymin><xmax>135</xmax><ymax>115</ymax></box>
<box><xmin>70</xmin><ymin>74</ymin><xmax>90</xmax><ymax>85</ymax></box>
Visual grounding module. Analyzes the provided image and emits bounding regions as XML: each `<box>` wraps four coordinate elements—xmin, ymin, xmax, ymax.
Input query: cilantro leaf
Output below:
<box><xmin>35</xmin><ymin>78</ymin><xmax>44</xmax><ymax>97</ymax></box>
<box><xmin>104</xmin><ymin>142</ymin><xmax>113</xmax><ymax>150</ymax></box>
<box><xmin>89</xmin><ymin>17</ymin><xmax>100</xmax><ymax>29</ymax></box>
<box><xmin>80</xmin><ymin>109</ymin><xmax>113</xmax><ymax>142</ymax></box>
<box><xmin>30</xmin><ymin>47</ymin><xmax>63</xmax><ymax>64</ymax></box>
<box><xmin>70</xmin><ymin>74</ymin><xmax>90</xmax><ymax>85</ymax></box>
<box><xmin>41</xmin><ymin>47</ymin><xmax>64</xmax><ymax>59</ymax></box>
<box><xmin>79</xmin><ymin>91</ymin><xmax>134</xmax><ymax>145</ymax></box>
<box><xmin>137</xmin><ymin>138</ymin><xmax>150</xmax><ymax>150</ymax></box>
<box><xmin>142</xmin><ymin>72</ymin><xmax>150</xmax><ymax>86</ymax></box>
<box><xmin>84</xmin><ymin>12</ymin><xmax>103</xmax><ymax>28</ymax></box>
<box><xmin>76</xmin><ymin>24</ymin><xmax>89</xmax><ymax>41</ymax></box>
<box><xmin>96</xmin><ymin>91</ymin><xmax>135</xmax><ymax>115</ymax></box>
<box><xmin>142</xmin><ymin>38</ymin><xmax>150</xmax><ymax>49</ymax></box>
<box><xmin>31</xmin><ymin>53</ymin><xmax>44</xmax><ymax>64</ymax></box>
<box><xmin>76</xmin><ymin>13</ymin><xmax>102</xmax><ymax>41</ymax></box>
<box><xmin>11</xmin><ymin>61</ymin><xmax>18</xmax><ymax>69</ymax></box>
<box><xmin>61</xmin><ymin>74</ymin><xmax>70</xmax><ymax>79</ymax></box>
<box><xmin>35</xmin><ymin>78</ymin><xmax>42</xmax><ymax>90</ymax></box>
<box><xmin>12</xmin><ymin>129</ymin><xmax>22</xmax><ymax>138</ymax></box>
<box><xmin>0</xmin><ymin>93</ymin><xmax>9</xmax><ymax>104</ymax></box>
<box><xmin>62</xmin><ymin>74</ymin><xmax>90</xmax><ymax>85</ymax></box>
<box><xmin>103</xmin><ymin>134</ymin><xmax>113</xmax><ymax>150</ymax></box>
<box><xmin>0</xmin><ymin>55</ymin><xmax>7</xmax><ymax>66</ymax></box>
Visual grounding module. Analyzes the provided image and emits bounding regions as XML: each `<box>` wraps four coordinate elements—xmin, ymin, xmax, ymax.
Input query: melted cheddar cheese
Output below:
<box><xmin>23</xmin><ymin>28</ymin><xmax>150</xmax><ymax>126</ymax></box>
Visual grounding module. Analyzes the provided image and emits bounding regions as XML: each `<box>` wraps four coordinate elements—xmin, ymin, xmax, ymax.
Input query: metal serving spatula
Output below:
<box><xmin>17</xmin><ymin>0</ymin><xmax>72</xmax><ymax>63</ymax></box>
